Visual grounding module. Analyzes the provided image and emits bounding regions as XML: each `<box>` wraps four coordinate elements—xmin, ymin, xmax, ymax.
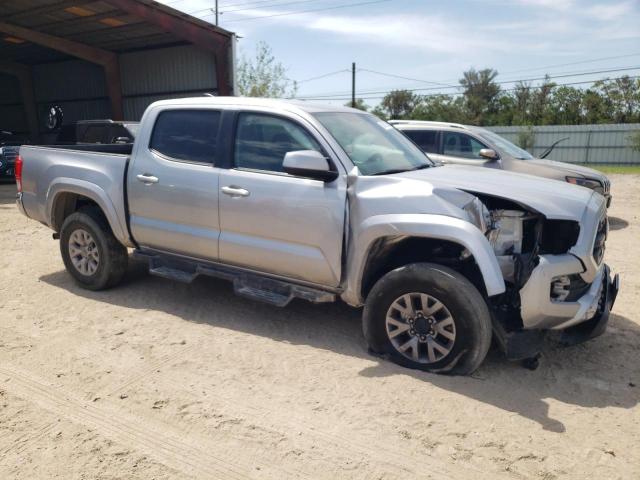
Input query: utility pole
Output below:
<box><xmin>351</xmin><ymin>62</ymin><xmax>356</xmax><ymax>108</ymax></box>
<box><xmin>215</xmin><ymin>0</ymin><xmax>219</xmax><ymax>26</ymax></box>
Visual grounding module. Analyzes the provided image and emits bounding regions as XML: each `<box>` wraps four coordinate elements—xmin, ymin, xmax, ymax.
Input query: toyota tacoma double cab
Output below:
<box><xmin>15</xmin><ymin>98</ymin><xmax>619</xmax><ymax>375</ymax></box>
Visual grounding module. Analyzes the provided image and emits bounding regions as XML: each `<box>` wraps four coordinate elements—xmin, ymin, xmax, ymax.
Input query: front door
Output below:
<box><xmin>430</xmin><ymin>131</ymin><xmax>500</xmax><ymax>168</ymax></box>
<box><xmin>218</xmin><ymin>111</ymin><xmax>346</xmax><ymax>287</ymax></box>
<box><xmin>127</xmin><ymin>108</ymin><xmax>222</xmax><ymax>261</ymax></box>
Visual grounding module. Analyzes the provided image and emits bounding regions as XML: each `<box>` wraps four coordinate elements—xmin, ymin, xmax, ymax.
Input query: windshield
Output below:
<box><xmin>313</xmin><ymin>112</ymin><xmax>433</xmax><ymax>175</ymax></box>
<box><xmin>477</xmin><ymin>130</ymin><xmax>534</xmax><ymax>160</ymax></box>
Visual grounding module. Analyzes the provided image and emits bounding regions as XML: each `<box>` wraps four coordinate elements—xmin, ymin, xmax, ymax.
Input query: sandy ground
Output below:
<box><xmin>0</xmin><ymin>175</ymin><xmax>638</xmax><ymax>480</ymax></box>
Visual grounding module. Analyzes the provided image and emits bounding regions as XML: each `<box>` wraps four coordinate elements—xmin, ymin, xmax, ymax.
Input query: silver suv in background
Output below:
<box><xmin>391</xmin><ymin>120</ymin><xmax>612</xmax><ymax>206</ymax></box>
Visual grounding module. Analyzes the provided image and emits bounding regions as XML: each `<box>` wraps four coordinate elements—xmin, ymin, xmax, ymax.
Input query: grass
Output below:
<box><xmin>576</xmin><ymin>164</ymin><xmax>640</xmax><ymax>174</ymax></box>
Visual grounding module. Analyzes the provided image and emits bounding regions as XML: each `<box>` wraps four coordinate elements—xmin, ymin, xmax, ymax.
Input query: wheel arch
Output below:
<box><xmin>47</xmin><ymin>180</ymin><xmax>131</xmax><ymax>246</ymax></box>
<box><xmin>341</xmin><ymin>214</ymin><xmax>505</xmax><ymax>306</ymax></box>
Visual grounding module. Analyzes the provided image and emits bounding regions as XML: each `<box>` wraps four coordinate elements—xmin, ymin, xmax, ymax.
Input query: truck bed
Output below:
<box><xmin>18</xmin><ymin>144</ymin><xmax>133</xmax><ymax>247</ymax></box>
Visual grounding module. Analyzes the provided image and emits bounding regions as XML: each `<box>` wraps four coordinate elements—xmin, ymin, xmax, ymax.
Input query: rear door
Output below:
<box><xmin>218</xmin><ymin>111</ymin><xmax>346</xmax><ymax>287</ymax></box>
<box><xmin>402</xmin><ymin>129</ymin><xmax>439</xmax><ymax>155</ymax></box>
<box><xmin>127</xmin><ymin>107</ymin><xmax>222</xmax><ymax>261</ymax></box>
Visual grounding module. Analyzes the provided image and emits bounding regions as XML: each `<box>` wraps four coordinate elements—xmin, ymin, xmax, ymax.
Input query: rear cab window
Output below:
<box><xmin>150</xmin><ymin>110</ymin><xmax>221</xmax><ymax>164</ymax></box>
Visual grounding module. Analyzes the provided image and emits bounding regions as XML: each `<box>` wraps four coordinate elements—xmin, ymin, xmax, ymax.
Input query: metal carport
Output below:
<box><xmin>0</xmin><ymin>0</ymin><xmax>235</xmax><ymax>142</ymax></box>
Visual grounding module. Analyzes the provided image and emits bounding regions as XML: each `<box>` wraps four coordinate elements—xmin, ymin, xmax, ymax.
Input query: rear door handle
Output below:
<box><xmin>136</xmin><ymin>173</ymin><xmax>159</xmax><ymax>184</ymax></box>
<box><xmin>221</xmin><ymin>185</ymin><xmax>250</xmax><ymax>197</ymax></box>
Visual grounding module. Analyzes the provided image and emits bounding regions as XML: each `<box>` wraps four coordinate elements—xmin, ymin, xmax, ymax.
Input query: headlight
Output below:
<box><xmin>463</xmin><ymin>197</ymin><xmax>490</xmax><ymax>233</ymax></box>
<box><xmin>566</xmin><ymin>176</ymin><xmax>603</xmax><ymax>194</ymax></box>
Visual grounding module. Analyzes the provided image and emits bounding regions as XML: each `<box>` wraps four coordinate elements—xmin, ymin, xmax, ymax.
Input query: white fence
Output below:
<box><xmin>488</xmin><ymin>124</ymin><xmax>640</xmax><ymax>164</ymax></box>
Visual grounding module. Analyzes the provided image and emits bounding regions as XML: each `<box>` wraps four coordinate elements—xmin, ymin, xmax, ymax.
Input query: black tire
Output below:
<box><xmin>59</xmin><ymin>207</ymin><xmax>128</xmax><ymax>290</ymax></box>
<box><xmin>363</xmin><ymin>263</ymin><xmax>492</xmax><ymax>375</ymax></box>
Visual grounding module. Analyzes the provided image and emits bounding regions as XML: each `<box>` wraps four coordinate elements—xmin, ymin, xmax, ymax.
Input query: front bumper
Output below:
<box><xmin>520</xmin><ymin>256</ymin><xmax>618</xmax><ymax>330</ymax></box>
<box><xmin>560</xmin><ymin>264</ymin><xmax>619</xmax><ymax>345</ymax></box>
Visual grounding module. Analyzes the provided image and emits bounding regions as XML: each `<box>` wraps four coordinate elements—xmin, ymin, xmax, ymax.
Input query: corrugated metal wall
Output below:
<box><xmin>0</xmin><ymin>73</ymin><xmax>27</xmax><ymax>133</ymax></box>
<box><xmin>489</xmin><ymin>124</ymin><xmax>640</xmax><ymax>164</ymax></box>
<box><xmin>121</xmin><ymin>44</ymin><xmax>218</xmax><ymax>119</ymax></box>
<box><xmin>1</xmin><ymin>44</ymin><xmax>219</xmax><ymax>140</ymax></box>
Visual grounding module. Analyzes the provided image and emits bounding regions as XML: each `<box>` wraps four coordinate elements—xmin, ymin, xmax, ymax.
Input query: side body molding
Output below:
<box><xmin>341</xmin><ymin>213</ymin><xmax>506</xmax><ymax>306</ymax></box>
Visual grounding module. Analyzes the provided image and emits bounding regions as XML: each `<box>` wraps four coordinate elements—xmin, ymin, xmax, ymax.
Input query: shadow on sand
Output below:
<box><xmin>40</xmin><ymin>258</ymin><xmax>639</xmax><ymax>434</ymax></box>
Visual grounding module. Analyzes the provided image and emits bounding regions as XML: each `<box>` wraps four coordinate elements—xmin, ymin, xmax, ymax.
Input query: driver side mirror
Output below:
<box><xmin>283</xmin><ymin>150</ymin><xmax>338</xmax><ymax>182</ymax></box>
<box><xmin>479</xmin><ymin>148</ymin><xmax>498</xmax><ymax>160</ymax></box>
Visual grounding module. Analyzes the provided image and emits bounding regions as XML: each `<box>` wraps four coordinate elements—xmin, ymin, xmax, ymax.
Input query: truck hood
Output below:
<box><xmin>392</xmin><ymin>164</ymin><xmax>597</xmax><ymax>220</ymax></box>
<box><xmin>526</xmin><ymin>158</ymin><xmax>609</xmax><ymax>182</ymax></box>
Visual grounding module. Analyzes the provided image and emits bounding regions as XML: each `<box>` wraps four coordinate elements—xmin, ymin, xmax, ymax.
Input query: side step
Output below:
<box><xmin>134</xmin><ymin>250</ymin><xmax>337</xmax><ymax>307</ymax></box>
<box><xmin>149</xmin><ymin>266</ymin><xmax>197</xmax><ymax>284</ymax></box>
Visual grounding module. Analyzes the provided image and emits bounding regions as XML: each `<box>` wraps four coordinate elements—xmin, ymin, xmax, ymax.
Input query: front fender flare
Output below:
<box><xmin>341</xmin><ymin>214</ymin><xmax>505</xmax><ymax>306</ymax></box>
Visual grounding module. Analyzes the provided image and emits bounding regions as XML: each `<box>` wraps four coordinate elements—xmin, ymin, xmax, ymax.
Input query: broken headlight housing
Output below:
<box><xmin>566</xmin><ymin>176</ymin><xmax>604</xmax><ymax>194</ymax></box>
<box><xmin>463</xmin><ymin>197</ymin><xmax>491</xmax><ymax>233</ymax></box>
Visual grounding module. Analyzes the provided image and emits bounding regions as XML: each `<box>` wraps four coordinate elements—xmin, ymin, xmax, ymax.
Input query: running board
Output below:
<box><xmin>135</xmin><ymin>250</ymin><xmax>337</xmax><ymax>307</ymax></box>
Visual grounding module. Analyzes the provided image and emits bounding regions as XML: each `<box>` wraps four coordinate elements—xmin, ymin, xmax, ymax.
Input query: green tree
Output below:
<box><xmin>459</xmin><ymin>68</ymin><xmax>500</xmax><ymax>125</ymax></box>
<box><xmin>237</xmin><ymin>41</ymin><xmax>296</xmax><ymax>98</ymax></box>
<box><xmin>378</xmin><ymin>90</ymin><xmax>422</xmax><ymax>119</ymax></box>
<box><xmin>345</xmin><ymin>99</ymin><xmax>369</xmax><ymax>111</ymax></box>
<box><xmin>547</xmin><ymin>86</ymin><xmax>584</xmax><ymax>125</ymax></box>
<box><xmin>411</xmin><ymin>94</ymin><xmax>466</xmax><ymax>123</ymax></box>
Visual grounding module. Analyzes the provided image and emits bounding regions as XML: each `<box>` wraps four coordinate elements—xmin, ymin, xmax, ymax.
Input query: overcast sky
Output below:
<box><xmin>158</xmin><ymin>0</ymin><xmax>640</xmax><ymax>105</ymax></box>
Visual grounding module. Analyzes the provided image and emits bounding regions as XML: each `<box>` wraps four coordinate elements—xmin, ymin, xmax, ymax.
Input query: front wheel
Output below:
<box><xmin>363</xmin><ymin>263</ymin><xmax>492</xmax><ymax>375</ymax></box>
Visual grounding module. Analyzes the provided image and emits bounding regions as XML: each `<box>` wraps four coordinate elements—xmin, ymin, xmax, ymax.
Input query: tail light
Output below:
<box><xmin>15</xmin><ymin>154</ymin><xmax>23</xmax><ymax>192</ymax></box>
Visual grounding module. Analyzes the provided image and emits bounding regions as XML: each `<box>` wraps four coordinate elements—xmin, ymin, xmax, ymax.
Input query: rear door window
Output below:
<box><xmin>150</xmin><ymin>110</ymin><xmax>221</xmax><ymax>164</ymax></box>
<box><xmin>403</xmin><ymin>129</ymin><xmax>438</xmax><ymax>153</ymax></box>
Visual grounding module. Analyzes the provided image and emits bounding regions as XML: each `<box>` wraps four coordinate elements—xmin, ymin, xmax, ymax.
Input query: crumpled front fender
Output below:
<box><xmin>341</xmin><ymin>213</ymin><xmax>505</xmax><ymax>306</ymax></box>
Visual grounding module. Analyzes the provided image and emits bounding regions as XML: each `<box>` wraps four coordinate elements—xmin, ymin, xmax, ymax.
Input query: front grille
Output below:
<box><xmin>602</xmin><ymin>178</ymin><xmax>610</xmax><ymax>194</ymax></box>
<box><xmin>592</xmin><ymin>215</ymin><xmax>608</xmax><ymax>264</ymax></box>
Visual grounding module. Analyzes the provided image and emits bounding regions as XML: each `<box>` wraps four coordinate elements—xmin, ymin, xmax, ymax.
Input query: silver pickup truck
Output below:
<box><xmin>15</xmin><ymin>97</ymin><xmax>619</xmax><ymax>375</ymax></box>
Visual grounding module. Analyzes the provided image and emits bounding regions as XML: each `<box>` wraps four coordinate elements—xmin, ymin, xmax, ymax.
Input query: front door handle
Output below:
<box><xmin>221</xmin><ymin>185</ymin><xmax>250</xmax><ymax>197</ymax></box>
<box><xmin>136</xmin><ymin>173</ymin><xmax>159</xmax><ymax>184</ymax></box>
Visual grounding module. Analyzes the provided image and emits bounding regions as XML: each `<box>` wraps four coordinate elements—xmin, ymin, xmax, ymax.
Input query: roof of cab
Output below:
<box><xmin>149</xmin><ymin>96</ymin><xmax>363</xmax><ymax>115</ymax></box>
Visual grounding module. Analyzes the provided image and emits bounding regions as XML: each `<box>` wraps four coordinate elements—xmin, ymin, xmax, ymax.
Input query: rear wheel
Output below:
<box><xmin>363</xmin><ymin>263</ymin><xmax>492</xmax><ymax>375</ymax></box>
<box><xmin>59</xmin><ymin>208</ymin><xmax>128</xmax><ymax>290</ymax></box>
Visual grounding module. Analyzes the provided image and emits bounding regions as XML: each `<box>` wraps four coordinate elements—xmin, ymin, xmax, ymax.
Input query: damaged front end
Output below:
<box><xmin>466</xmin><ymin>193</ymin><xmax>619</xmax><ymax>360</ymax></box>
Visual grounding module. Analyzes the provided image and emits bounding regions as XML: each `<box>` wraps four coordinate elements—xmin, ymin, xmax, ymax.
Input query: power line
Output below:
<box><xmin>297</xmin><ymin>69</ymin><xmax>351</xmax><ymax>84</ymax></box>
<box><xmin>191</xmin><ymin>0</ymin><xmax>321</xmax><ymax>16</ymax></box>
<box><xmin>498</xmin><ymin>52</ymin><xmax>640</xmax><ymax>76</ymax></box>
<box><xmin>357</xmin><ymin>68</ymin><xmax>458</xmax><ymax>88</ymax></box>
<box><xmin>220</xmin><ymin>0</ymin><xmax>392</xmax><ymax>23</ymax></box>
<box><xmin>295</xmin><ymin>66</ymin><xmax>640</xmax><ymax>99</ymax></box>
<box><xmin>296</xmin><ymin>75</ymin><xmax>640</xmax><ymax>101</ymax></box>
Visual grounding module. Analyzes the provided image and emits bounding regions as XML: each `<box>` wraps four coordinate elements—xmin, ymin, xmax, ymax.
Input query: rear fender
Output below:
<box><xmin>46</xmin><ymin>178</ymin><xmax>132</xmax><ymax>247</ymax></box>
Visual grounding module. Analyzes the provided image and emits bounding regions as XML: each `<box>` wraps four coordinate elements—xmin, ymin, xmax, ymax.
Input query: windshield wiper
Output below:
<box><xmin>371</xmin><ymin>164</ymin><xmax>431</xmax><ymax>176</ymax></box>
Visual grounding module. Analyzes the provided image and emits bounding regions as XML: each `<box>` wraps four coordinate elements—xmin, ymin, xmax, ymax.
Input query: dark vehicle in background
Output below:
<box><xmin>55</xmin><ymin>120</ymin><xmax>139</xmax><ymax>145</ymax></box>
